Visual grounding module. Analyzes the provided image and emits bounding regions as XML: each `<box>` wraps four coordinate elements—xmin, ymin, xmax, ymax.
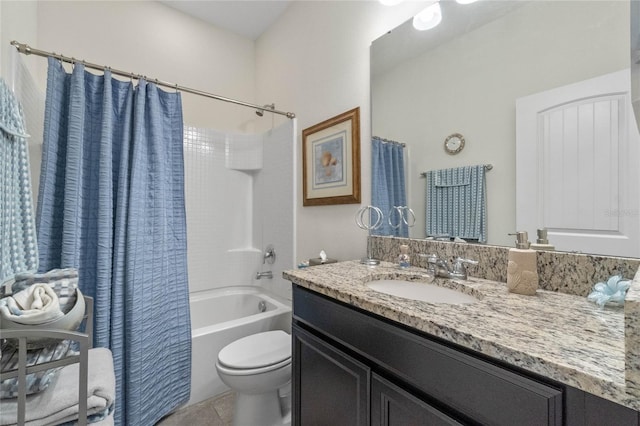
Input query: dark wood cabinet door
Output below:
<box><xmin>292</xmin><ymin>324</ymin><xmax>370</xmax><ymax>426</ymax></box>
<box><xmin>371</xmin><ymin>373</ymin><xmax>463</xmax><ymax>426</ymax></box>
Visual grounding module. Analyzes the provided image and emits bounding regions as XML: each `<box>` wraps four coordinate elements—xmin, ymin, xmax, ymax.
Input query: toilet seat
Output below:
<box><xmin>217</xmin><ymin>330</ymin><xmax>291</xmax><ymax>371</ymax></box>
<box><xmin>216</xmin><ymin>357</ymin><xmax>291</xmax><ymax>376</ymax></box>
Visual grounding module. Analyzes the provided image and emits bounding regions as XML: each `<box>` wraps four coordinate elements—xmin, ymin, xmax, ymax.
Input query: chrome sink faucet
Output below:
<box><xmin>424</xmin><ymin>254</ymin><xmax>478</xmax><ymax>280</ymax></box>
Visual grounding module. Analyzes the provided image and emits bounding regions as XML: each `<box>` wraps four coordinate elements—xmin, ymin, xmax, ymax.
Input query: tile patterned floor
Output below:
<box><xmin>156</xmin><ymin>392</ymin><xmax>235</xmax><ymax>426</ymax></box>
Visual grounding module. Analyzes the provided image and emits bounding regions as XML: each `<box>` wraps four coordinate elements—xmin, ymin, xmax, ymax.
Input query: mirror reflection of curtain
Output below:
<box><xmin>371</xmin><ymin>136</ymin><xmax>407</xmax><ymax>237</ymax></box>
<box><xmin>36</xmin><ymin>58</ymin><xmax>191</xmax><ymax>425</ymax></box>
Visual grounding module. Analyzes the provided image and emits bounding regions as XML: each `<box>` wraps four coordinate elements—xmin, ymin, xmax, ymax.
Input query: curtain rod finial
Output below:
<box><xmin>10</xmin><ymin>41</ymin><xmax>30</xmax><ymax>55</ymax></box>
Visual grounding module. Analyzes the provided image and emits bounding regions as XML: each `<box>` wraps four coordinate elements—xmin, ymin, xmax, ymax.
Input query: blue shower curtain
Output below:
<box><xmin>36</xmin><ymin>58</ymin><xmax>191</xmax><ymax>425</ymax></box>
<box><xmin>371</xmin><ymin>137</ymin><xmax>408</xmax><ymax>237</ymax></box>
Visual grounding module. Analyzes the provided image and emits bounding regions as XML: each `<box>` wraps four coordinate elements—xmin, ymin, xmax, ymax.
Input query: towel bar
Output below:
<box><xmin>420</xmin><ymin>163</ymin><xmax>492</xmax><ymax>177</ymax></box>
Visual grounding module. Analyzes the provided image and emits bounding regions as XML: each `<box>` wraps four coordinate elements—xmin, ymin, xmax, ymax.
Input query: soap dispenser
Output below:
<box><xmin>506</xmin><ymin>231</ymin><xmax>538</xmax><ymax>295</ymax></box>
<box><xmin>530</xmin><ymin>228</ymin><xmax>555</xmax><ymax>251</ymax></box>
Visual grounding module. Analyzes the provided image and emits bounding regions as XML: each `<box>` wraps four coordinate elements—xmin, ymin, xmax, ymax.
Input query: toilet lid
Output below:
<box><xmin>218</xmin><ymin>330</ymin><xmax>291</xmax><ymax>369</ymax></box>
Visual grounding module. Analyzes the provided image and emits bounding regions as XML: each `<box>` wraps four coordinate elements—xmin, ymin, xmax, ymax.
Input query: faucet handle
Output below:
<box><xmin>263</xmin><ymin>245</ymin><xmax>276</xmax><ymax>265</ymax></box>
<box><xmin>418</xmin><ymin>253</ymin><xmax>439</xmax><ymax>263</ymax></box>
<box><xmin>451</xmin><ymin>257</ymin><xmax>478</xmax><ymax>279</ymax></box>
<box><xmin>417</xmin><ymin>253</ymin><xmax>439</xmax><ymax>275</ymax></box>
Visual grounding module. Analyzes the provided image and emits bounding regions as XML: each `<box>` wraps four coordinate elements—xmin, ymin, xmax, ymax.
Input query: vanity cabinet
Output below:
<box><xmin>291</xmin><ymin>285</ymin><xmax>640</xmax><ymax>426</ymax></box>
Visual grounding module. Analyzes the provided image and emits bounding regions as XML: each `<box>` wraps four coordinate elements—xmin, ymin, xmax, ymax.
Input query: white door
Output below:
<box><xmin>516</xmin><ymin>69</ymin><xmax>640</xmax><ymax>257</ymax></box>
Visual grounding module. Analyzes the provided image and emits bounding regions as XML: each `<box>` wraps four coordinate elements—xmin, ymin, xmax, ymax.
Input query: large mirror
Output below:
<box><xmin>372</xmin><ymin>0</ymin><xmax>639</xmax><ymax>255</ymax></box>
<box><xmin>633</xmin><ymin>0</ymin><xmax>640</xmax><ymax>133</ymax></box>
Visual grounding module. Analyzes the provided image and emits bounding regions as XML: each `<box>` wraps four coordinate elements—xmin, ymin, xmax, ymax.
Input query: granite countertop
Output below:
<box><xmin>284</xmin><ymin>260</ymin><xmax>640</xmax><ymax>410</ymax></box>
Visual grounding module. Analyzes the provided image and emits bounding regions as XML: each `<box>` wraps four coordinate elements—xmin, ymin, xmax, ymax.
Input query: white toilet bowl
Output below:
<box><xmin>216</xmin><ymin>330</ymin><xmax>292</xmax><ymax>426</ymax></box>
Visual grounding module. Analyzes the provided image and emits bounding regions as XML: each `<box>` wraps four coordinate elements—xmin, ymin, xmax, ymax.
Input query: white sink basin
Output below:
<box><xmin>367</xmin><ymin>279</ymin><xmax>478</xmax><ymax>304</ymax></box>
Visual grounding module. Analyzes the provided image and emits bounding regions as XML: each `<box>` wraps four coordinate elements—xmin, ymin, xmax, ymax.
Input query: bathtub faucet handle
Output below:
<box><xmin>263</xmin><ymin>245</ymin><xmax>276</xmax><ymax>265</ymax></box>
<box><xmin>256</xmin><ymin>271</ymin><xmax>273</xmax><ymax>280</ymax></box>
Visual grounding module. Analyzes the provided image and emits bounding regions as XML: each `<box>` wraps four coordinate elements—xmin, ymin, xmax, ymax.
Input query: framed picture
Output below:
<box><xmin>302</xmin><ymin>107</ymin><xmax>361</xmax><ymax>206</ymax></box>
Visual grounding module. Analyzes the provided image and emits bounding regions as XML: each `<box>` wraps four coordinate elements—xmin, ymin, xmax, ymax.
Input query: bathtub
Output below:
<box><xmin>188</xmin><ymin>287</ymin><xmax>292</xmax><ymax>406</ymax></box>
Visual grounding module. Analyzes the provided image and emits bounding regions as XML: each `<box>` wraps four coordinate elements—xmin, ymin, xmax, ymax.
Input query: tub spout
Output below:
<box><xmin>256</xmin><ymin>271</ymin><xmax>273</xmax><ymax>280</ymax></box>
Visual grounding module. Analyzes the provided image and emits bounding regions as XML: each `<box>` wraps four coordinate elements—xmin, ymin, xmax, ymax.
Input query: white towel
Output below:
<box><xmin>0</xmin><ymin>348</ymin><xmax>116</xmax><ymax>426</ymax></box>
<box><xmin>0</xmin><ymin>284</ymin><xmax>63</xmax><ymax>324</ymax></box>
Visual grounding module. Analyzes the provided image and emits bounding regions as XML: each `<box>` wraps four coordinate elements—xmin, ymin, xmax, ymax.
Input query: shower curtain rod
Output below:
<box><xmin>10</xmin><ymin>41</ymin><xmax>296</xmax><ymax>119</ymax></box>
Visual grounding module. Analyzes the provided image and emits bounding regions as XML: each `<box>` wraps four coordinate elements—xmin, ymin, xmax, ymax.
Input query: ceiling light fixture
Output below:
<box><xmin>413</xmin><ymin>1</ymin><xmax>442</xmax><ymax>31</ymax></box>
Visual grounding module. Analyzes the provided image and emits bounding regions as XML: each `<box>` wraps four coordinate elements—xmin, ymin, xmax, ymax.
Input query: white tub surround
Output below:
<box><xmin>183</xmin><ymin>122</ymin><xmax>295</xmax><ymax>302</ymax></box>
<box><xmin>284</xmin><ymin>261</ymin><xmax>640</xmax><ymax>411</ymax></box>
<box><xmin>189</xmin><ymin>287</ymin><xmax>291</xmax><ymax>406</ymax></box>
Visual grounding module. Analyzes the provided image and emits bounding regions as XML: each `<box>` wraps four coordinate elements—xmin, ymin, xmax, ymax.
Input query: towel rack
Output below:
<box><xmin>420</xmin><ymin>164</ymin><xmax>492</xmax><ymax>178</ymax></box>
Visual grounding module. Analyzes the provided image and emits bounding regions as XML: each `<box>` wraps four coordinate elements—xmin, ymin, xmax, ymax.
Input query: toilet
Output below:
<box><xmin>216</xmin><ymin>330</ymin><xmax>292</xmax><ymax>426</ymax></box>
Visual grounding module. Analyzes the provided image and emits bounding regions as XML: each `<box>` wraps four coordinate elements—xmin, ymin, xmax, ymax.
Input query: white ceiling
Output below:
<box><xmin>160</xmin><ymin>1</ymin><xmax>292</xmax><ymax>40</ymax></box>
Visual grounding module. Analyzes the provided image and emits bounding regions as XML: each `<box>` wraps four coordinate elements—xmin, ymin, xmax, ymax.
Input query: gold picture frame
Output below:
<box><xmin>302</xmin><ymin>107</ymin><xmax>361</xmax><ymax>206</ymax></box>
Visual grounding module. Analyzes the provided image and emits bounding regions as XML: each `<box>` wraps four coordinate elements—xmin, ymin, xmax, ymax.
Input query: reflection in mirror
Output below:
<box><xmin>372</xmin><ymin>0</ymin><xmax>639</xmax><ymax>256</ymax></box>
<box><xmin>371</xmin><ymin>136</ymin><xmax>409</xmax><ymax>237</ymax></box>
<box><xmin>632</xmin><ymin>0</ymin><xmax>640</xmax><ymax>134</ymax></box>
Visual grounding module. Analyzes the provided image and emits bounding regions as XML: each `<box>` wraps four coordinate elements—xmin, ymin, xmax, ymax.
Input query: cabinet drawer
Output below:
<box><xmin>293</xmin><ymin>286</ymin><xmax>563</xmax><ymax>426</ymax></box>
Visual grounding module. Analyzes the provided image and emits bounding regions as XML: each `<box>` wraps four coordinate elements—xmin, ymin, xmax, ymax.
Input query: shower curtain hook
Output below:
<box><xmin>174</xmin><ymin>83</ymin><xmax>179</xmax><ymax>93</ymax></box>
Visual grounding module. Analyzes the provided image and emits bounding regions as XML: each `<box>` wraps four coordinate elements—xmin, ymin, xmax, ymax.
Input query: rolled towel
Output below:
<box><xmin>0</xmin><ymin>284</ymin><xmax>64</xmax><ymax>325</ymax></box>
<box><xmin>8</xmin><ymin>269</ymin><xmax>79</xmax><ymax>313</ymax></box>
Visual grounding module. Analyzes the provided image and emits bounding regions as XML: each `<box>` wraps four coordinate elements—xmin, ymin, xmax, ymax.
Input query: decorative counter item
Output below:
<box><xmin>398</xmin><ymin>244</ymin><xmax>410</xmax><ymax>268</ymax></box>
<box><xmin>587</xmin><ymin>275</ymin><xmax>631</xmax><ymax>308</ymax></box>
<box><xmin>309</xmin><ymin>250</ymin><xmax>337</xmax><ymax>266</ymax></box>
<box><xmin>309</xmin><ymin>258</ymin><xmax>337</xmax><ymax>266</ymax></box>
<box><xmin>506</xmin><ymin>231</ymin><xmax>538</xmax><ymax>295</ymax></box>
<box><xmin>355</xmin><ymin>206</ymin><xmax>383</xmax><ymax>266</ymax></box>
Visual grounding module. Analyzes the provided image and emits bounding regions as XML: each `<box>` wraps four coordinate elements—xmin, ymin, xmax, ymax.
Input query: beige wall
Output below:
<box><xmin>1</xmin><ymin>1</ymin><xmax>38</xmax><ymax>81</ymax></box>
<box><xmin>256</xmin><ymin>1</ymin><xmax>424</xmax><ymax>264</ymax></box>
<box><xmin>3</xmin><ymin>1</ymin><xmax>258</xmax><ymax>132</ymax></box>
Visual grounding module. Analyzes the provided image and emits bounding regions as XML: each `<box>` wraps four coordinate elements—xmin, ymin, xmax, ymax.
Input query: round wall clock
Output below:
<box><xmin>444</xmin><ymin>133</ymin><xmax>465</xmax><ymax>155</ymax></box>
